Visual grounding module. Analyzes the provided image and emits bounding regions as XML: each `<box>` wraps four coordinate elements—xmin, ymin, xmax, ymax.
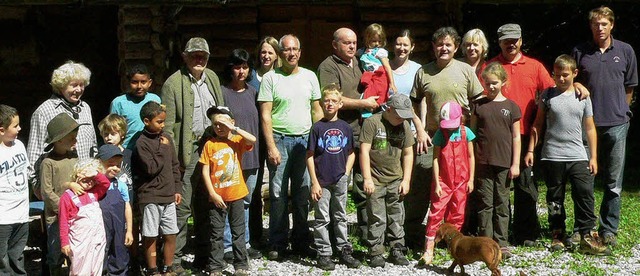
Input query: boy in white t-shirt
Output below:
<box><xmin>0</xmin><ymin>104</ymin><xmax>30</xmax><ymax>275</ymax></box>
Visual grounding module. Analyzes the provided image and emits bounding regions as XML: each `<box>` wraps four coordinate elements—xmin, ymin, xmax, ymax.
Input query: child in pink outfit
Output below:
<box><xmin>59</xmin><ymin>159</ymin><xmax>110</xmax><ymax>276</ymax></box>
<box><xmin>419</xmin><ymin>101</ymin><xmax>476</xmax><ymax>265</ymax></box>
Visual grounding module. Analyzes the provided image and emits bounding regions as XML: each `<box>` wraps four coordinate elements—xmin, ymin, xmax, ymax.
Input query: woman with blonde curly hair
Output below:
<box><xmin>27</xmin><ymin>61</ymin><xmax>98</xmax><ymax>196</ymax></box>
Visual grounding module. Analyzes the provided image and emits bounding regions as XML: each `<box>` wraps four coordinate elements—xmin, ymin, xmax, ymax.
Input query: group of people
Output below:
<box><xmin>0</xmin><ymin>5</ymin><xmax>636</xmax><ymax>276</ymax></box>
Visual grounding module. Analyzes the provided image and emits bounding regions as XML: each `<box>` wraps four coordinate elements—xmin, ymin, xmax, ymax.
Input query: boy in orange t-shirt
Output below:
<box><xmin>199</xmin><ymin>106</ymin><xmax>256</xmax><ymax>275</ymax></box>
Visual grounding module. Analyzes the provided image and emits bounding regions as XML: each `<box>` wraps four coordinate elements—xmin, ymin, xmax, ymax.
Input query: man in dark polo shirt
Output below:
<box><xmin>573</xmin><ymin>6</ymin><xmax>638</xmax><ymax>246</ymax></box>
<box><xmin>317</xmin><ymin>27</ymin><xmax>379</xmax><ymax>239</ymax></box>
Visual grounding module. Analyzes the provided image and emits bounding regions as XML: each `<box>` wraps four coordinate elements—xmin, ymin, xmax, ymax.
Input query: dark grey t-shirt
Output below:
<box><xmin>222</xmin><ymin>85</ymin><xmax>260</xmax><ymax>170</ymax></box>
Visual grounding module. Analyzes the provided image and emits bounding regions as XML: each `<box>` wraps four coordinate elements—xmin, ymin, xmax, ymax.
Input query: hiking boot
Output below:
<box><xmin>161</xmin><ymin>265</ymin><xmax>178</xmax><ymax>276</ymax></box>
<box><xmin>602</xmin><ymin>232</ymin><xmax>618</xmax><ymax>247</ymax></box>
<box><xmin>579</xmin><ymin>232</ymin><xmax>611</xmax><ymax>256</ymax></box>
<box><xmin>522</xmin><ymin>239</ymin><xmax>537</xmax><ymax>247</ymax></box>
<box><xmin>550</xmin><ymin>229</ymin><xmax>565</xmax><ymax>252</ymax></box>
<box><xmin>171</xmin><ymin>264</ymin><xmax>187</xmax><ymax>276</ymax></box>
<box><xmin>369</xmin><ymin>254</ymin><xmax>386</xmax><ymax>268</ymax></box>
<box><xmin>500</xmin><ymin>247</ymin><xmax>512</xmax><ymax>259</ymax></box>
<box><xmin>316</xmin><ymin>255</ymin><xmax>336</xmax><ymax>271</ymax></box>
<box><xmin>292</xmin><ymin>245</ymin><xmax>316</xmax><ymax>258</ymax></box>
<box><xmin>388</xmin><ymin>244</ymin><xmax>409</xmax><ymax>266</ymax></box>
<box><xmin>208</xmin><ymin>271</ymin><xmax>223</xmax><ymax>276</ymax></box>
<box><xmin>143</xmin><ymin>267</ymin><xmax>162</xmax><ymax>276</ymax></box>
<box><xmin>267</xmin><ymin>249</ymin><xmax>282</xmax><ymax>261</ymax></box>
<box><xmin>247</xmin><ymin>247</ymin><xmax>263</xmax><ymax>259</ymax></box>
<box><xmin>224</xmin><ymin>251</ymin><xmax>234</xmax><ymax>262</ymax></box>
<box><xmin>340</xmin><ymin>245</ymin><xmax>361</xmax><ymax>268</ymax></box>
<box><xmin>565</xmin><ymin>232</ymin><xmax>581</xmax><ymax>251</ymax></box>
<box><xmin>234</xmin><ymin>268</ymin><xmax>250</xmax><ymax>276</ymax></box>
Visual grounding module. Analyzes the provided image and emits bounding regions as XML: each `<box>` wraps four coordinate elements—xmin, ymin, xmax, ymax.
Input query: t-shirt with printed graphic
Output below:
<box><xmin>308</xmin><ymin>119</ymin><xmax>354</xmax><ymax>187</ymax></box>
<box><xmin>0</xmin><ymin>139</ymin><xmax>30</xmax><ymax>224</ymax></box>
<box><xmin>359</xmin><ymin>113</ymin><xmax>414</xmax><ymax>184</ymax></box>
<box><xmin>199</xmin><ymin>135</ymin><xmax>252</xmax><ymax>202</ymax></box>
<box><xmin>473</xmin><ymin>97</ymin><xmax>522</xmax><ymax>168</ymax></box>
<box><xmin>357</xmin><ymin>47</ymin><xmax>389</xmax><ymax>72</ymax></box>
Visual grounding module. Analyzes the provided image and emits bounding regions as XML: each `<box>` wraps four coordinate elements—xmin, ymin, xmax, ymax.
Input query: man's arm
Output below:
<box><xmin>311</xmin><ymin>100</ymin><xmax>323</xmax><ymax>123</ymax></box>
<box><xmin>626</xmin><ymin>87</ymin><xmax>635</xmax><ymax>105</ymax></box>
<box><xmin>260</xmin><ymin>101</ymin><xmax>280</xmax><ymax>165</ymax></box>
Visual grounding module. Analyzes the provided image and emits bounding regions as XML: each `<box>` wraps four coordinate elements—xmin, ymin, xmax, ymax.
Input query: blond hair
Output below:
<box><xmin>72</xmin><ymin>159</ymin><xmax>104</xmax><ymax>181</ymax></box>
<box><xmin>98</xmin><ymin>114</ymin><xmax>127</xmax><ymax>143</ymax></box>
<box><xmin>255</xmin><ymin>36</ymin><xmax>282</xmax><ymax>69</ymax></box>
<box><xmin>363</xmin><ymin>23</ymin><xmax>387</xmax><ymax>48</ymax></box>
<box><xmin>462</xmin><ymin>29</ymin><xmax>489</xmax><ymax>59</ymax></box>
<box><xmin>321</xmin><ymin>83</ymin><xmax>342</xmax><ymax>100</ymax></box>
<box><xmin>554</xmin><ymin>54</ymin><xmax>577</xmax><ymax>71</ymax></box>
<box><xmin>50</xmin><ymin>60</ymin><xmax>91</xmax><ymax>94</ymax></box>
<box><xmin>589</xmin><ymin>6</ymin><xmax>615</xmax><ymax>24</ymax></box>
<box><xmin>482</xmin><ymin>62</ymin><xmax>508</xmax><ymax>83</ymax></box>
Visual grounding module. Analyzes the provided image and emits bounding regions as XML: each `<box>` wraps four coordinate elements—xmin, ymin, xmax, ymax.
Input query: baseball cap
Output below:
<box><xmin>440</xmin><ymin>101</ymin><xmax>462</xmax><ymax>129</ymax></box>
<box><xmin>497</xmin><ymin>24</ymin><xmax>521</xmax><ymax>40</ymax></box>
<box><xmin>184</xmin><ymin>37</ymin><xmax>210</xmax><ymax>55</ymax></box>
<box><xmin>386</xmin><ymin>94</ymin><xmax>413</xmax><ymax>119</ymax></box>
<box><xmin>96</xmin><ymin>144</ymin><xmax>123</xmax><ymax>161</ymax></box>
<box><xmin>206</xmin><ymin>106</ymin><xmax>235</xmax><ymax>120</ymax></box>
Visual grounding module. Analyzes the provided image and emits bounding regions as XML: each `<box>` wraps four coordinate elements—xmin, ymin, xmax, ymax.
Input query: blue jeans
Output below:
<box><xmin>223</xmin><ymin>168</ymin><xmax>259</xmax><ymax>252</ymax></box>
<box><xmin>597</xmin><ymin>122</ymin><xmax>629</xmax><ymax>235</ymax></box>
<box><xmin>268</xmin><ymin>133</ymin><xmax>311</xmax><ymax>250</ymax></box>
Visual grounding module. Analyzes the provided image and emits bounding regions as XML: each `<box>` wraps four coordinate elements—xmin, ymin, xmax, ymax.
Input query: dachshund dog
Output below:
<box><xmin>435</xmin><ymin>223</ymin><xmax>502</xmax><ymax>276</ymax></box>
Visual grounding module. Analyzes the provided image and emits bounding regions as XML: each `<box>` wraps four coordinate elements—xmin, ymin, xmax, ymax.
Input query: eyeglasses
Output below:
<box><xmin>282</xmin><ymin>47</ymin><xmax>300</xmax><ymax>53</ymax></box>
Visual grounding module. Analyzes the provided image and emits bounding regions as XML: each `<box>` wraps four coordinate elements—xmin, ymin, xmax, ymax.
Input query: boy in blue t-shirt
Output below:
<box><xmin>307</xmin><ymin>84</ymin><xmax>360</xmax><ymax>270</ymax></box>
<box><xmin>110</xmin><ymin>64</ymin><xmax>161</xmax><ymax>149</ymax></box>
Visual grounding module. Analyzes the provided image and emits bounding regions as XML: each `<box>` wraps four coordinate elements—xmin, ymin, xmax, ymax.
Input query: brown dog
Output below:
<box><xmin>435</xmin><ymin>223</ymin><xmax>502</xmax><ymax>276</ymax></box>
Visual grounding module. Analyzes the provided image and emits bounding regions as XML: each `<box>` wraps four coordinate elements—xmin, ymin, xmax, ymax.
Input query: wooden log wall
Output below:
<box><xmin>117</xmin><ymin>1</ymin><xmax>458</xmax><ymax>89</ymax></box>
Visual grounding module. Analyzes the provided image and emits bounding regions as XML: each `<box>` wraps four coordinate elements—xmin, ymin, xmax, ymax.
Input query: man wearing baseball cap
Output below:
<box><xmin>359</xmin><ymin>93</ymin><xmax>415</xmax><ymax>267</ymax></box>
<box><xmin>488</xmin><ymin>23</ymin><xmax>555</xmax><ymax>246</ymax></box>
<box><xmin>160</xmin><ymin>37</ymin><xmax>225</xmax><ymax>272</ymax></box>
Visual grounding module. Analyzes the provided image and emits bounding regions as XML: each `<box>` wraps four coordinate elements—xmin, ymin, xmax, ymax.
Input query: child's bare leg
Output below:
<box><xmin>143</xmin><ymin>237</ymin><xmax>157</xmax><ymax>269</ymax></box>
<box><xmin>163</xmin><ymin>234</ymin><xmax>177</xmax><ymax>267</ymax></box>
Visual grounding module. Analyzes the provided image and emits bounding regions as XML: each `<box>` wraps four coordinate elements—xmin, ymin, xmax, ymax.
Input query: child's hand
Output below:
<box><xmin>62</xmin><ymin>245</ymin><xmax>72</xmax><ymax>257</ymax></box>
<box><xmin>389</xmin><ymin>84</ymin><xmax>398</xmax><ymax>95</ymax></box>
<box><xmin>159</xmin><ymin>136</ymin><xmax>169</xmax><ymax>145</ymax></box>
<box><xmin>174</xmin><ymin>193</ymin><xmax>182</xmax><ymax>205</ymax></box>
<box><xmin>310</xmin><ymin>184</ymin><xmax>322</xmax><ymax>202</ymax></box>
<box><xmin>124</xmin><ymin>230</ymin><xmax>134</xmax><ymax>246</ymax></box>
<box><xmin>218</xmin><ymin>119</ymin><xmax>236</xmax><ymax>132</ymax></box>
<box><xmin>467</xmin><ymin>180</ymin><xmax>474</xmax><ymax>194</ymax></box>
<box><xmin>105</xmin><ymin>166</ymin><xmax>121</xmax><ymax>179</ymax></box>
<box><xmin>363</xmin><ymin>178</ymin><xmax>375</xmax><ymax>195</ymax></box>
<box><xmin>434</xmin><ymin>184</ymin><xmax>442</xmax><ymax>198</ymax></box>
<box><xmin>524</xmin><ymin>152</ymin><xmax>534</xmax><ymax>167</ymax></box>
<box><xmin>509</xmin><ymin>165</ymin><xmax>520</xmax><ymax>179</ymax></box>
<box><xmin>67</xmin><ymin>181</ymin><xmax>85</xmax><ymax>196</ymax></box>
<box><xmin>209</xmin><ymin>193</ymin><xmax>227</xmax><ymax>209</ymax></box>
<box><xmin>398</xmin><ymin>180</ymin><xmax>410</xmax><ymax>196</ymax></box>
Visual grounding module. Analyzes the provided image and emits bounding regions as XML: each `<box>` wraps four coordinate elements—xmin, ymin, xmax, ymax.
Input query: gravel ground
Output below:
<box><xmin>202</xmin><ymin>212</ymin><xmax>640</xmax><ymax>276</ymax></box>
<box><xmin>25</xmin><ymin>211</ymin><xmax>640</xmax><ymax>275</ymax></box>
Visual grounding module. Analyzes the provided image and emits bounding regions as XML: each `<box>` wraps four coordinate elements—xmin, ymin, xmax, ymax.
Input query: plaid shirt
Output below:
<box><xmin>27</xmin><ymin>95</ymin><xmax>97</xmax><ymax>170</ymax></box>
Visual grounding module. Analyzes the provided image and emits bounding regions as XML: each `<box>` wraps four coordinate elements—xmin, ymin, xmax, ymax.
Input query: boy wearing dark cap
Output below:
<box><xmin>39</xmin><ymin>113</ymin><xmax>85</xmax><ymax>275</ymax></box>
<box><xmin>199</xmin><ymin>106</ymin><xmax>255</xmax><ymax>276</ymax></box>
<box><xmin>97</xmin><ymin>144</ymin><xmax>133</xmax><ymax>275</ymax></box>
<box><xmin>360</xmin><ymin>93</ymin><xmax>415</xmax><ymax>267</ymax></box>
